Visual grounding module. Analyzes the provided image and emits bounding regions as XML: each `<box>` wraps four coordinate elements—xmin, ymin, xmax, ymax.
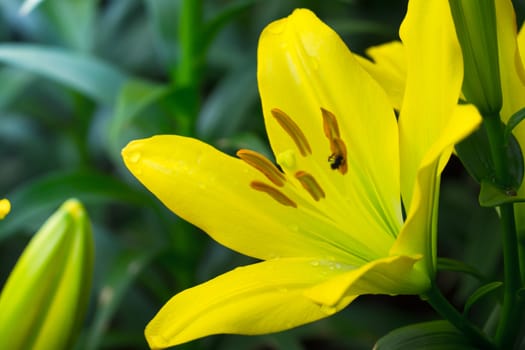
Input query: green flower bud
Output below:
<box><xmin>0</xmin><ymin>198</ymin><xmax>10</xmax><ymax>219</ymax></box>
<box><xmin>449</xmin><ymin>0</ymin><xmax>502</xmax><ymax>115</ymax></box>
<box><xmin>0</xmin><ymin>199</ymin><xmax>94</xmax><ymax>349</ymax></box>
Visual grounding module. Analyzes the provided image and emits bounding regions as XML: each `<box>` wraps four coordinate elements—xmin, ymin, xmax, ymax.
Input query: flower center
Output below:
<box><xmin>238</xmin><ymin>107</ymin><xmax>348</xmax><ymax>208</ymax></box>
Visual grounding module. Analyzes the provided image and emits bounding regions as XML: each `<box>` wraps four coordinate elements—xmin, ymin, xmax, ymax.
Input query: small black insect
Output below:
<box><xmin>328</xmin><ymin>153</ymin><xmax>344</xmax><ymax>170</ymax></box>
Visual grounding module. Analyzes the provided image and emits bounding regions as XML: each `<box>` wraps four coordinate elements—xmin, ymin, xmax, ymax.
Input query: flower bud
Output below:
<box><xmin>449</xmin><ymin>0</ymin><xmax>502</xmax><ymax>115</ymax></box>
<box><xmin>0</xmin><ymin>199</ymin><xmax>94</xmax><ymax>349</ymax></box>
<box><xmin>0</xmin><ymin>198</ymin><xmax>10</xmax><ymax>219</ymax></box>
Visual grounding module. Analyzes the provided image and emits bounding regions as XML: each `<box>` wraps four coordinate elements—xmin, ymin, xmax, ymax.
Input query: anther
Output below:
<box><xmin>237</xmin><ymin>149</ymin><xmax>285</xmax><ymax>187</ymax></box>
<box><xmin>271</xmin><ymin>108</ymin><xmax>312</xmax><ymax>156</ymax></box>
<box><xmin>328</xmin><ymin>138</ymin><xmax>348</xmax><ymax>174</ymax></box>
<box><xmin>295</xmin><ymin>171</ymin><xmax>325</xmax><ymax>201</ymax></box>
<box><xmin>321</xmin><ymin>108</ymin><xmax>348</xmax><ymax>175</ymax></box>
<box><xmin>250</xmin><ymin>181</ymin><xmax>297</xmax><ymax>208</ymax></box>
<box><xmin>321</xmin><ymin>108</ymin><xmax>340</xmax><ymax>139</ymax></box>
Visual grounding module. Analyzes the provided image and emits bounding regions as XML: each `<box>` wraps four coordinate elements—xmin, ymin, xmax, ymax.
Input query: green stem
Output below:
<box><xmin>484</xmin><ymin>115</ymin><xmax>523</xmax><ymax>348</ymax></box>
<box><xmin>177</xmin><ymin>0</ymin><xmax>202</xmax><ymax>87</ymax></box>
<box><xmin>424</xmin><ymin>285</ymin><xmax>497</xmax><ymax>349</ymax></box>
<box><xmin>519</xmin><ymin>224</ymin><xmax>525</xmax><ymax>285</ymax></box>
<box><xmin>174</xmin><ymin>0</ymin><xmax>202</xmax><ymax>136</ymax></box>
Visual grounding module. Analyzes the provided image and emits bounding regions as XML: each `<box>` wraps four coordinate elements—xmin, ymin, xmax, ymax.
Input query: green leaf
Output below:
<box><xmin>0</xmin><ymin>44</ymin><xmax>126</xmax><ymax>104</ymax></box>
<box><xmin>202</xmin><ymin>0</ymin><xmax>256</xmax><ymax>52</ymax></box>
<box><xmin>145</xmin><ymin>0</ymin><xmax>181</xmax><ymax>66</ymax></box>
<box><xmin>504</xmin><ymin>107</ymin><xmax>525</xmax><ymax>143</ymax></box>
<box><xmin>0</xmin><ymin>170</ymin><xmax>151</xmax><ymax>241</ymax></box>
<box><xmin>479</xmin><ymin>179</ymin><xmax>525</xmax><ymax>207</ymax></box>
<box><xmin>197</xmin><ymin>63</ymin><xmax>258</xmax><ymax>139</ymax></box>
<box><xmin>41</xmin><ymin>0</ymin><xmax>96</xmax><ymax>52</ymax></box>
<box><xmin>463</xmin><ymin>281</ymin><xmax>502</xmax><ymax>316</ymax></box>
<box><xmin>108</xmin><ymin>78</ymin><xmax>173</xmax><ymax>159</ymax></box>
<box><xmin>455</xmin><ymin>126</ymin><xmax>494</xmax><ymax>184</ymax></box>
<box><xmin>436</xmin><ymin>257</ymin><xmax>485</xmax><ymax>281</ymax></box>
<box><xmin>83</xmin><ymin>250</ymin><xmax>158</xmax><ymax>350</ymax></box>
<box><xmin>19</xmin><ymin>0</ymin><xmax>44</xmax><ymax>15</ymax></box>
<box><xmin>456</xmin><ymin>122</ymin><xmax>523</xmax><ymax>194</ymax></box>
<box><xmin>0</xmin><ymin>67</ymin><xmax>33</xmax><ymax>108</ymax></box>
<box><xmin>374</xmin><ymin>321</ymin><xmax>478</xmax><ymax>350</ymax></box>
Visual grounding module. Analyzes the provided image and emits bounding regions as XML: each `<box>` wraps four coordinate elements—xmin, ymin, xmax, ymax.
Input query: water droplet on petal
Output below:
<box><xmin>310</xmin><ymin>260</ymin><xmax>320</xmax><ymax>267</ymax></box>
<box><xmin>128</xmin><ymin>152</ymin><xmax>141</xmax><ymax>163</ymax></box>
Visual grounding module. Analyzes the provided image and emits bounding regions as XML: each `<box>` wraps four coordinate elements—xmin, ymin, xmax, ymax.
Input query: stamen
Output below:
<box><xmin>237</xmin><ymin>149</ymin><xmax>286</xmax><ymax>187</ymax></box>
<box><xmin>321</xmin><ymin>108</ymin><xmax>348</xmax><ymax>175</ymax></box>
<box><xmin>250</xmin><ymin>181</ymin><xmax>297</xmax><ymax>208</ymax></box>
<box><xmin>328</xmin><ymin>138</ymin><xmax>348</xmax><ymax>174</ymax></box>
<box><xmin>271</xmin><ymin>108</ymin><xmax>312</xmax><ymax>156</ymax></box>
<box><xmin>321</xmin><ymin>108</ymin><xmax>340</xmax><ymax>139</ymax></box>
<box><xmin>295</xmin><ymin>171</ymin><xmax>325</xmax><ymax>201</ymax></box>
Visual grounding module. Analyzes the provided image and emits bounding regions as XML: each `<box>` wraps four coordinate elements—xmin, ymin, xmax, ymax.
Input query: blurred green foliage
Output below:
<box><xmin>0</xmin><ymin>0</ymin><xmax>520</xmax><ymax>349</ymax></box>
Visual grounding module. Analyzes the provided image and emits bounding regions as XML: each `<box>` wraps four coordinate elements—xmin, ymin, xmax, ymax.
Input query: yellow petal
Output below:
<box><xmin>122</xmin><ymin>135</ymin><xmax>383</xmax><ymax>263</ymax></box>
<box><xmin>258</xmin><ymin>9</ymin><xmax>402</xmax><ymax>246</ymax></box>
<box><xmin>518</xmin><ymin>18</ymin><xmax>525</xmax><ymax>71</ymax></box>
<box><xmin>398</xmin><ymin>0</ymin><xmax>464</xmax><ymax>211</ymax></box>
<box><xmin>392</xmin><ymin>105</ymin><xmax>481</xmax><ymax>272</ymax></box>
<box><xmin>305</xmin><ymin>254</ymin><xmax>427</xmax><ymax>307</ymax></box>
<box><xmin>498</xmin><ymin>0</ymin><xmax>525</xmax><ymax>234</ymax></box>
<box><xmin>145</xmin><ymin>258</ymin><xmax>356</xmax><ymax>349</ymax></box>
<box><xmin>356</xmin><ymin>41</ymin><xmax>406</xmax><ymax>110</ymax></box>
<box><xmin>497</xmin><ymin>0</ymin><xmax>525</xmax><ymax>122</ymax></box>
<box><xmin>0</xmin><ymin>198</ymin><xmax>10</xmax><ymax>219</ymax></box>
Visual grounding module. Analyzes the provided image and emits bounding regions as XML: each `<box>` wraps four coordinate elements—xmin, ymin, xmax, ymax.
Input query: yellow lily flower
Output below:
<box><xmin>0</xmin><ymin>198</ymin><xmax>10</xmax><ymax>219</ymax></box>
<box><xmin>360</xmin><ymin>0</ymin><xmax>525</xmax><ymax>227</ymax></box>
<box><xmin>122</xmin><ymin>2</ymin><xmax>481</xmax><ymax>348</ymax></box>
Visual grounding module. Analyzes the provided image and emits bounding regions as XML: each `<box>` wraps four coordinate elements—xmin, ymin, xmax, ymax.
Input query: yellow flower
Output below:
<box><xmin>361</xmin><ymin>0</ymin><xmax>525</xmax><ymax>229</ymax></box>
<box><xmin>0</xmin><ymin>198</ymin><xmax>10</xmax><ymax>219</ymax></box>
<box><xmin>122</xmin><ymin>2</ymin><xmax>481</xmax><ymax>349</ymax></box>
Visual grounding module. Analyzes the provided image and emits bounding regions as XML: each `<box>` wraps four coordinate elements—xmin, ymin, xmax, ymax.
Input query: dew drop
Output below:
<box><xmin>310</xmin><ymin>260</ymin><xmax>320</xmax><ymax>267</ymax></box>
<box><xmin>128</xmin><ymin>151</ymin><xmax>141</xmax><ymax>163</ymax></box>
